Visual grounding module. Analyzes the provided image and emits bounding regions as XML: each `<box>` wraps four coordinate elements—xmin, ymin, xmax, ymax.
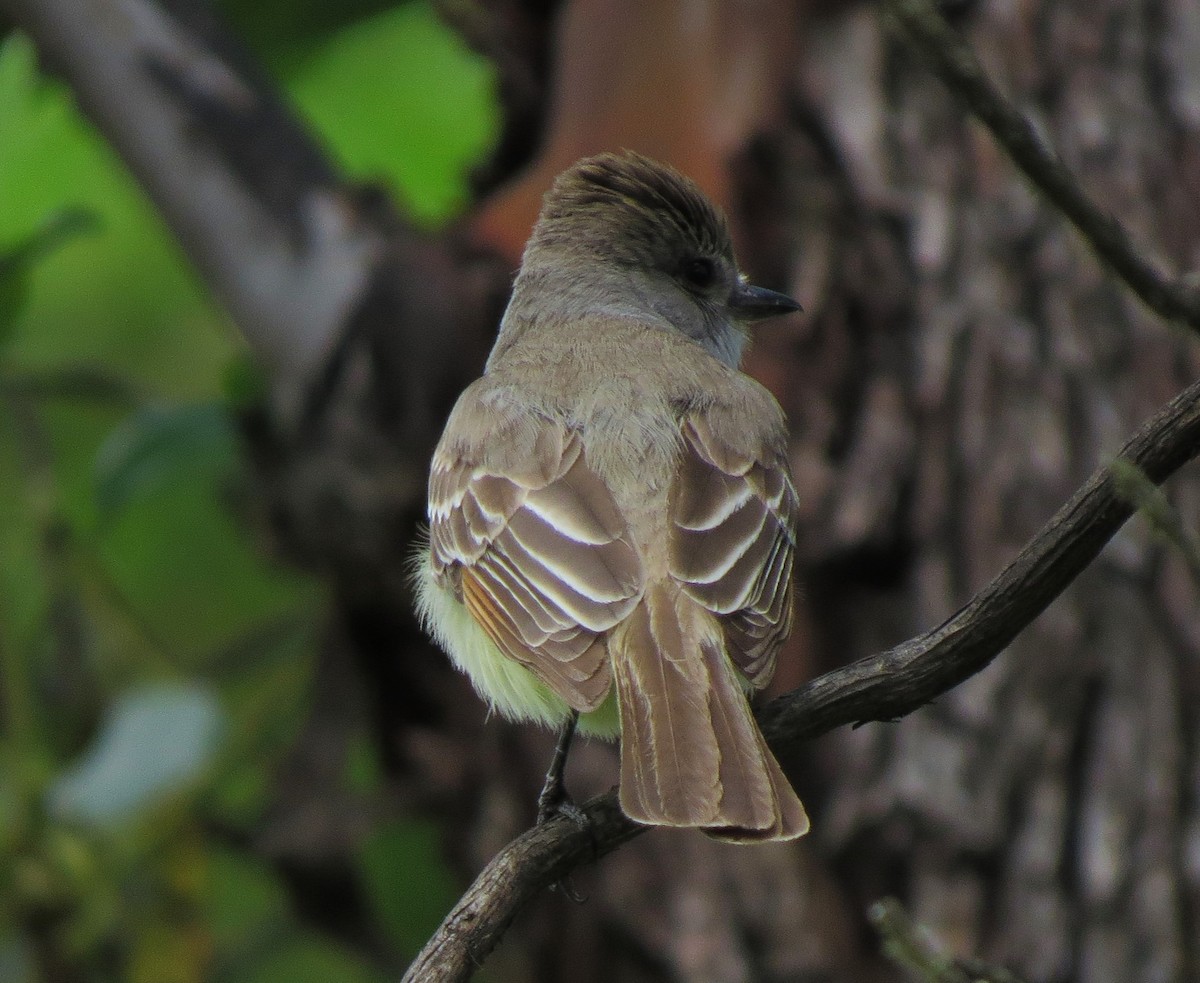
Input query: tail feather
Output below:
<box><xmin>612</xmin><ymin>586</ymin><xmax>720</xmax><ymax>824</ymax></box>
<box><xmin>610</xmin><ymin>585</ymin><xmax>808</xmax><ymax>840</ymax></box>
<box><xmin>701</xmin><ymin>639</ymin><xmax>808</xmax><ymax>840</ymax></box>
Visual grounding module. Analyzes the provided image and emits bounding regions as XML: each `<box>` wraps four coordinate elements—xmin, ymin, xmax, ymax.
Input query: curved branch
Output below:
<box><xmin>404</xmin><ymin>377</ymin><xmax>1200</xmax><ymax>982</ymax></box>
<box><xmin>882</xmin><ymin>0</ymin><xmax>1200</xmax><ymax>331</ymax></box>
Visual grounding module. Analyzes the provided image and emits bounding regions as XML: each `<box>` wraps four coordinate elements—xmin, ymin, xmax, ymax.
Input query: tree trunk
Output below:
<box><xmin>793</xmin><ymin>0</ymin><xmax>1200</xmax><ymax>980</ymax></box>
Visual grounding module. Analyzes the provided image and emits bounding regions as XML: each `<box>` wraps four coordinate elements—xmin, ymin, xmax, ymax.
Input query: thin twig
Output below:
<box><xmin>1110</xmin><ymin>459</ymin><xmax>1200</xmax><ymax>582</ymax></box>
<box><xmin>403</xmin><ymin>378</ymin><xmax>1200</xmax><ymax>982</ymax></box>
<box><xmin>882</xmin><ymin>0</ymin><xmax>1200</xmax><ymax>331</ymax></box>
<box><xmin>869</xmin><ymin>897</ymin><xmax>972</xmax><ymax>983</ymax></box>
<box><xmin>869</xmin><ymin>898</ymin><xmax>1027</xmax><ymax>983</ymax></box>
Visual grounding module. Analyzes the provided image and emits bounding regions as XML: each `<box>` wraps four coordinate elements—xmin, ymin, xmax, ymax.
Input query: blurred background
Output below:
<box><xmin>2</xmin><ymin>0</ymin><xmax>1199</xmax><ymax>981</ymax></box>
<box><xmin>1</xmin><ymin>4</ymin><xmax>488</xmax><ymax>980</ymax></box>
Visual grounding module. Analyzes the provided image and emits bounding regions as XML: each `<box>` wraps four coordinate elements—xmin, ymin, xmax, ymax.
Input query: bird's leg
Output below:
<box><xmin>537</xmin><ymin>711</ymin><xmax>592</xmax><ymax>902</ymax></box>
<box><xmin>537</xmin><ymin>710</ymin><xmax>588</xmax><ymax>826</ymax></box>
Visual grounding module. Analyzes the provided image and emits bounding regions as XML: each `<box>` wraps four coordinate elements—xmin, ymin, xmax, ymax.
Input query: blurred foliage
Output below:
<box><xmin>0</xmin><ymin>1</ymin><xmax>496</xmax><ymax>979</ymax></box>
<box><xmin>290</xmin><ymin>2</ymin><xmax>499</xmax><ymax>224</ymax></box>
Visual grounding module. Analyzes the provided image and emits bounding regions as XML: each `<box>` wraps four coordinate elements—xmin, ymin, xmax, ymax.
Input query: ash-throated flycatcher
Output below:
<box><xmin>415</xmin><ymin>152</ymin><xmax>808</xmax><ymax>840</ymax></box>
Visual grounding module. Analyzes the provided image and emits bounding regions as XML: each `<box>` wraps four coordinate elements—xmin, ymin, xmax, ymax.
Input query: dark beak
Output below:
<box><xmin>729</xmin><ymin>281</ymin><xmax>803</xmax><ymax>320</ymax></box>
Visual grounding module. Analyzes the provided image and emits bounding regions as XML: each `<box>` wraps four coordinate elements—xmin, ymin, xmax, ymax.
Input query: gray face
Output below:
<box><xmin>625</xmin><ymin>253</ymin><xmax>749</xmax><ymax>369</ymax></box>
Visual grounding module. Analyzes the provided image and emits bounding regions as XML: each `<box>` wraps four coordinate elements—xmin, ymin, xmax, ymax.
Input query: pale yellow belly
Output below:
<box><xmin>412</xmin><ymin>551</ymin><xmax>620</xmax><ymax>738</ymax></box>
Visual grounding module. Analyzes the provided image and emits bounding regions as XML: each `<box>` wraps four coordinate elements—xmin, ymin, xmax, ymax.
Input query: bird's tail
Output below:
<box><xmin>609</xmin><ymin>584</ymin><xmax>808</xmax><ymax>841</ymax></box>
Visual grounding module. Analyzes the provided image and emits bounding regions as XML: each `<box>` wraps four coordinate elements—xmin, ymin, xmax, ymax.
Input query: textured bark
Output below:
<box><xmin>797</xmin><ymin>1</ymin><xmax>1200</xmax><ymax>980</ymax></box>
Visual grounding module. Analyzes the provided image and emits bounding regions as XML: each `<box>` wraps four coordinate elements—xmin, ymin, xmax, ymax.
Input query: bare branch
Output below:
<box><xmin>881</xmin><ymin>0</ymin><xmax>1200</xmax><ymax>331</ymax></box>
<box><xmin>404</xmin><ymin>377</ymin><xmax>1200</xmax><ymax>982</ymax></box>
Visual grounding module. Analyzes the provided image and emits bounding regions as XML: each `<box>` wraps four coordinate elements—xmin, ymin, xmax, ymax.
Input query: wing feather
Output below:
<box><xmin>429</xmin><ymin>412</ymin><xmax>643</xmax><ymax>712</ymax></box>
<box><xmin>670</xmin><ymin>417</ymin><xmax>798</xmax><ymax>689</ymax></box>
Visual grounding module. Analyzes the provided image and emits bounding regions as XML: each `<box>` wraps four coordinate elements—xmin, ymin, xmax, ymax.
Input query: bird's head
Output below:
<box><xmin>513</xmin><ymin>152</ymin><xmax>801</xmax><ymax>368</ymax></box>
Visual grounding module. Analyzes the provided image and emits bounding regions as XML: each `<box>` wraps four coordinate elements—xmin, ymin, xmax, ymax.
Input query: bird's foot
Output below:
<box><xmin>536</xmin><ymin>783</ymin><xmax>590</xmax><ymax>828</ymax></box>
<box><xmin>536</xmin><ymin>710</ymin><xmax>588</xmax><ymax>828</ymax></box>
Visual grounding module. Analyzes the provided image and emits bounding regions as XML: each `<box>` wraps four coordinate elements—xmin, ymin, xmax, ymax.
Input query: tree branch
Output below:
<box><xmin>881</xmin><ymin>0</ymin><xmax>1200</xmax><ymax>331</ymax></box>
<box><xmin>404</xmin><ymin>377</ymin><xmax>1200</xmax><ymax>982</ymax></box>
<box><xmin>0</xmin><ymin>0</ymin><xmax>382</xmax><ymax>417</ymax></box>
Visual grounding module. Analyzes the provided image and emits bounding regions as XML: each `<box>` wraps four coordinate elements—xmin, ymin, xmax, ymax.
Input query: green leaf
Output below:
<box><xmin>0</xmin><ymin>208</ymin><xmax>100</xmax><ymax>350</ymax></box>
<box><xmin>0</xmin><ymin>208</ymin><xmax>100</xmax><ymax>278</ymax></box>
<box><xmin>0</xmin><ymin>758</ymin><xmax>25</xmax><ymax>856</ymax></box>
<box><xmin>356</xmin><ymin>819</ymin><xmax>458</xmax><ymax>958</ymax></box>
<box><xmin>220</xmin><ymin>353</ymin><xmax>269</xmax><ymax>410</ymax></box>
<box><xmin>0</xmin><ymin>34</ymin><xmax>229</xmax><ymax>392</ymax></box>
<box><xmin>202</xmin><ymin>847</ymin><xmax>290</xmax><ymax>958</ymax></box>
<box><xmin>240</xmin><ymin>935</ymin><xmax>384</xmax><ymax>983</ymax></box>
<box><xmin>0</xmin><ymin>265</ymin><xmax>29</xmax><ymax>351</ymax></box>
<box><xmin>95</xmin><ymin>469</ymin><xmax>318</xmax><ymax>659</ymax></box>
<box><xmin>343</xmin><ymin>731</ymin><xmax>382</xmax><ymax>795</ymax></box>
<box><xmin>289</xmin><ymin>0</ymin><xmax>499</xmax><ymax>224</ymax></box>
<box><xmin>46</xmin><ymin>683</ymin><xmax>226</xmax><ymax>826</ymax></box>
<box><xmin>92</xmin><ymin>403</ymin><xmax>237</xmax><ymax>519</ymax></box>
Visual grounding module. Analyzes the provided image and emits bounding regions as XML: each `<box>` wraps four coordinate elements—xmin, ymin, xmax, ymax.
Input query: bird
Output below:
<box><xmin>414</xmin><ymin>151</ymin><xmax>808</xmax><ymax>841</ymax></box>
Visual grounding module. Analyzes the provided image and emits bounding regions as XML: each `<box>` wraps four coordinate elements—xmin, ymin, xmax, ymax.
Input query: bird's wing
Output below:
<box><xmin>428</xmin><ymin>397</ymin><xmax>643</xmax><ymax>711</ymax></box>
<box><xmin>669</xmin><ymin>407</ymin><xmax>798</xmax><ymax>688</ymax></box>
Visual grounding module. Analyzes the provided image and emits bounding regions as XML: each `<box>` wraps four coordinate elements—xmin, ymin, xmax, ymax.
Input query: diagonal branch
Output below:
<box><xmin>881</xmin><ymin>0</ymin><xmax>1200</xmax><ymax>332</ymax></box>
<box><xmin>1</xmin><ymin>0</ymin><xmax>385</xmax><ymax>418</ymax></box>
<box><xmin>403</xmin><ymin>376</ymin><xmax>1200</xmax><ymax>983</ymax></box>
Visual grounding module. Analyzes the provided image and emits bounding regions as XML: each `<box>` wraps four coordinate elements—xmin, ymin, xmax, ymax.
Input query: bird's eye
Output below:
<box><xmin>681</xmin><ymin>257</ymin><xmax>717</xmax><ymax>291</ymax></box>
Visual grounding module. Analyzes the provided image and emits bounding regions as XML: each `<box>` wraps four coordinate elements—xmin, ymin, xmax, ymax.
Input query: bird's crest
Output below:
<box><xmin>537</xmin><ymin>151</ymin><xmax>733</xmax><ymax>262</ymax></box>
